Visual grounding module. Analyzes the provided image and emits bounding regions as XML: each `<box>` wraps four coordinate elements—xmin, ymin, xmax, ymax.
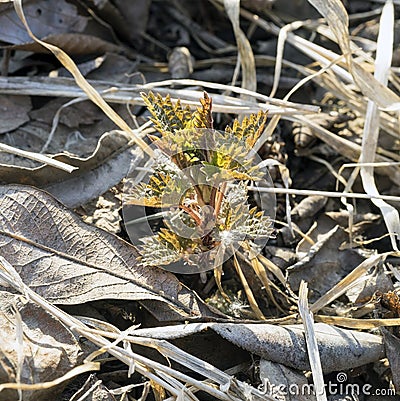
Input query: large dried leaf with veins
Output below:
<box><xmin>0</xmin><ymin>185</ymin><xmax>218</xmax><ymax>321</ymax></box>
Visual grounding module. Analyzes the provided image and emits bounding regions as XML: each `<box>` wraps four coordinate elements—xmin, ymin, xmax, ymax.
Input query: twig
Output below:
<box><xmin>0</xmin><ymin>143</ymin><xmax>77</xmax><ymax>173</ymax></box>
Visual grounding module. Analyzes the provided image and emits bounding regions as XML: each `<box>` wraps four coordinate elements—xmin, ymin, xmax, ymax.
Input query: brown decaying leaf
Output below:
<box><xmin>382</xmin><ymin>328</ymin><xmax>400</xmax><ymax>394</ymax></box>
<box><xmin>0</xmin><ymin>185</ymin><xmax>218</xmax><ymax>321</ymax></box>
<box><xmin>287</xmin><ymin>225</ymin><xmax>365</xmax><ymax>298</ymax></box>
<box><xmin>0</xmin><ymin>0</ymin><xmax>87</xmax><ymax>45</ymax></box>
<box><xmin>7</xmin><ymin>33</ymin><xmax>123</xmax><ymax>55</ymax></box>
<box><xmin>0</xmin><ymin>291</ymin><xmax>82</xmax><ymax>401</ymax></box>
<box><xmin>0</xmin><ymin>95</ymin><xmax>31</xmax><ymax>134</ymax></box>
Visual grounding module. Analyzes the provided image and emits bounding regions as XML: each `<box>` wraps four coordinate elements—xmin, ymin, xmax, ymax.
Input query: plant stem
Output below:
<box><xmin>214</xmin><ymin>181</ymin><xmax>227</xmax><ymax>218</ymax></box>
<box><xmin>179</xmin><ymin>204</ymin><xmax>202</xmax><ymax>226</ymax></box>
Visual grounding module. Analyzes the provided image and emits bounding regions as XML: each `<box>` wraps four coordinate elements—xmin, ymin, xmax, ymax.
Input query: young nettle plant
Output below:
<box><xmin>126</xmin><ymin>92</ymin><xmax>274</xmax><ymax>317</ymax></box>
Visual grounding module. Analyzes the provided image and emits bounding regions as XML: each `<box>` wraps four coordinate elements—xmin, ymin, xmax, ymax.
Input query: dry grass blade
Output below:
<box><xmin>239</xmin><ymin>7</ymin><xmax>353</xmax><ymax>83</ymax></box>
<box><xmin>12</xmin><ymin>0</ymin><xmax>153</xmax><ymax>158</ymax></box>
<box><xmin>141</xmin><ymin>78</ymin><xmax>318</xmax><ymax>112</ymax></box>
<box><xmin>246</xmin><ymin>251</ymin><xmax>287</xmax><ymax>314</ymax></box>
<box><xmin>298</xmin><ymin>281</ymin><xmax>327</xmax><ymax>401</ymax></box>
<box><xmin>269</xmin><ymin>20</ymin><xmax>304</xmax><ymax>98</ymax></box>
<box><xmin>255</xmin><ymin>252</ymin><xmax>287</xmax><ymax>289</ymax></box>
<box><xmin>307</xmin><ymin>0</ymin><xmax>400</xmax><ymax>108</ymax></box>
<box><xmin>223</xmin><ymin>0</ymin><xmax>257</xmax><ymax>98</ymax></box>
<box><xmin>249</xmin><ymin>185</ymin><xmax>400</xmax><ymax>203</ymax></box>
<box><xmin>0</xmin><ymin>363</ymin><xmax>100</xmax><ymax>392</ymax></box>
<box><xmin>315</xmin><ymin>315</ymin><xmax>400</xmax><ymax>329</ymax></box>
<box><xmin>0</xmin><ymin>143</ymin><xmax>77</xmax><ymax>172</ymax></box>
<box><xmin>232</xmin><ymin>249</ymin><xmax>265</xmax><ymax>320</ymax></box>
<box><xmin>359</xmin><ymin>0</ymin><xmax>399</xmax><ymax>250</ymax></box>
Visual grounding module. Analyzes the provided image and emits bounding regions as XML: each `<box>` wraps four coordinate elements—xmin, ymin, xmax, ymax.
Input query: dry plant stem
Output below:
<box><xmin>74</xmin><ymin>325</ymin><xmax>246</xmax><ymax>393</ymax></box>
<box><xmin>209</xmin><ymin>185</ymin><xmax>218</xmax><ymax>210</ymax></box>
<box><xmin>248</xmin><ymin>186</ymin><xmax>400</xmax><ymax>203</ymax></box>
<box><xmin>0</xmin><ymin>363</ymin><xmax>100</xmax><ymax>392</ymax></box>
<box><xmin>214</xmin><ymin>181</ymin><xmax>227</xmax><ymax>218</ymax></box>
<box><xmin>81</xmin><ymin>333</ymin><xmax>231</xmax><ymax>401</ymax></box>
<box><xmin>40</xmin><ymin>96</ymin><xmax>87</xmax><ymax>153</ymax></box>
<box><xmin>141</xmin><ymin>79</ymin><xmax>318</xmax><ymax>111</ymax></box>
<box><xmin>298</xmin><ymin>282</ymin><xmax>327</xmax><ymax>401</ymax></box>
<box><xmin>232</xmin><ymin>248</ymin><xmax>265</xmax><ymax>320</ymax></box>
<box><xmin>238</xmin><ymin>8</ymin><xmax>352</xmax><ymax>83</ymax></box>
<box><xmin>0</xmin><ymin>143</ymin><xmax>77</xmax><ymax>173</ymax></box>
<box><xmin>0</xmin><ymin>261</ymin><xmax>189</xmax><ymax>400</ymax></box>
<box><xmin>178</xmin><ymin>165</ymin><xmax>206</xmax><ymax>207</ymax></box>
<box><xmin>179</xmin><ymin>205</ymin><xmax>202</xmax><ymax>226</ymax></box>
<box><xmin>315</xmin><ymin>315</ymin><xmax>400</xmax><ymax>329</ymax></box>
<box><xmin>13</xmin><ymin>306</ymin><xmax>23</xmax><ymax>400</ymax></box>
<box><xmin>192</xmin><ymin>184</ymin><xmax>206</xmax><ymax>207</ymax></box>
<box><xmin>308</xmin><ymin>155</ymin><xmax>348</xmax><ymax>189</ymax></box>
<box><xmin>0</xmin><ymin>76</ymin><xmax>320</xmax><ymax>116</ymax></box>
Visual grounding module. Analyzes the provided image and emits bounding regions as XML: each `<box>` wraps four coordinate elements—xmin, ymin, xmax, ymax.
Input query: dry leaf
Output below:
<box><xmin>381</xmin><ymin>328</ymin><xmax>400</xmax><ymax>394</ymax></box>
<box><xmin>0</xmin><ymin>291</ymin><xmax>82</xmax><ymax>401</ymax></box>
<box><xmin>259</xmin><ymin>359</ymin><xmax>315</xmax><ymax>401</ymax></box>
<box><xmin>0</xmin><ymin>95</ymin><xmax>31</xmax><ymax>134</ymax></box>
<box><xmin>133</xmin><ymin>322</ymin><xmax>385</xmax><ymax>373</ymax></box>
<box><xmin>8</xmin><ymin>33</ymin><xmax>123</xmax><ymax>55</ymax></box>
<box><xmin>0</xmin><ymin>0</ymin><xmax>87</xmax><ymax>45</ymax></box>
<box><xmin>291</xmin><ymin>195</ymin><xmax>327</xmax><ymax>222</ymax></box>
<box><xmin>287</xmin><ymin>225</ymin><xmax>365</xmax><ymax>298</ymax></box>
<box><xmin>0</xmin><ymin>131</ymin><xmax>140</xmax><ymax>208</ymax></box>
<box><xmin>0</xmin><ymin>185</ymin><xmax>218</xmax><ymax>321</ymax></box>
<box><xmin>113</xmin><ymin>0</ymin><xmax>151</xmax><ymax>43</ymax></box>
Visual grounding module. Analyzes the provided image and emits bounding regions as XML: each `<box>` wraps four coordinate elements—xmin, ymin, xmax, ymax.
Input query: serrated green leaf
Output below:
<box><xmin>225</xmin><ymin>110</ymin><xmax>268</xmax><ymax>149</ymax></box>
<box><xmin>141</xmin><ymin>91</ymin><xmax>192</xmax><ymax>134</ymax></box>
<box><xmin>189</xmin><ymin>92</ymin><xmax>213</xmax><ymax>129</ymax></box>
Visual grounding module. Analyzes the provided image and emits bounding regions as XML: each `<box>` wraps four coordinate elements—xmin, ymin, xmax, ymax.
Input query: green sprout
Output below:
<box><xmin>127</xmin><ymin>92</ymin><xmax>273</xmax><ymax>272</ymax></box>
